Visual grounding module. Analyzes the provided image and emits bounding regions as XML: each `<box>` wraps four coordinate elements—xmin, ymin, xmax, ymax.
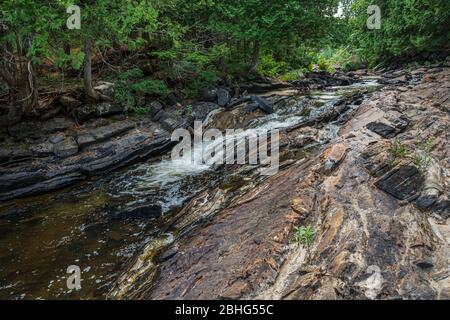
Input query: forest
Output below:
<box><xmin>0</xmin><ymin>0</ymin><xmax>449</xmax><ymax>302</ymax></box>
<box><xmin>1</xmin><ymin>0</ymin><xmax>448</xmax><ymax>124</ymax></box>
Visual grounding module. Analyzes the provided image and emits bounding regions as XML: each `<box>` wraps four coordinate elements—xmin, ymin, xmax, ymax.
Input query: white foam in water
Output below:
<box><xmin>116</xmin><ymin>78</ymin><xmax>381</xmax><ymax>212</ymax></box>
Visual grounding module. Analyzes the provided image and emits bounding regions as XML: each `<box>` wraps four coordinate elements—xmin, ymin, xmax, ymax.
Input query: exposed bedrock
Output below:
<box><xmin>111</xmin><ymin>67</ymin><xmax>449</xmax><ymax>300</ymax></box>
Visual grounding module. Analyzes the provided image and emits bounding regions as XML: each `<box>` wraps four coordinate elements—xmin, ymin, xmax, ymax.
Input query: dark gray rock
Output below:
<box><xmin>42</xmin><ymin>117</ymin><xmax>74</xmax><ymax>133</ymax></box>
<box><xmin>244</xmin><ymin>103</ymin><xmax>259</xmax><ymax>113</ymax></box>
<box><xmin>53</xmin><ymin>137</ymin><xmax>79</xmax><ymax>158</ymax></box>
<box><xmin>217</xmin><ymin>89</ymin><xmax>230</xmax><ymax>107</ymax></box>
<box><xmin>375</xmin><ymin>164</ymin><xmax>424</xmax><ymax>200</ymax></box>
<box><xmin>166</xmin><ymin>93</ymin><xmax>178</xmax><ymax>106</ymax></box>
<box><xmin>366</xmin><ymin>117</ymin><xmax>409</xmax><ymax>138</ymax></box>
<box><xmin>76</xmin><ymin>121</ymin><xmax>135</xmax><ymax>148</ymax></box>
<box><xmin>160</xmin><ymin>117</ymin><xmax>179</xmax><ymax>131</ymax></box>
<box><xmin>200</xmin><ymin>88</ymin><xmax>218</xmax><ymax>102</ymax></box>
<box><xmin>0</xmin><ymin>130</ymin><xmax>172</xmax><ymax>201</ymax></box>
<box><xmin>149</xmin><ymin>101</ymin><xmax>164</xmax><ymax>118</ymax></box>
<box><xmin>8</xmin><ymin>122</ymin><xmax>42</xmax><ymax>141</ymax></box>
<box><xmin>73</xmin><ymin>103</ymin><xmax>123</xmax><ymax>123</ymax></box>
<box><xmin>48</xmin><ymin>133</ymin><xmax>65</xmax><ymax>144</ymax></box>
<box><xmin>306</xmin><ymin>71</ymin><xmax>354</xmax><ymax>86</ymax></box>
<box><xmin>31</xmin><ymin>142</ymin><xmax>53</xmax><ymax>157</ymax></box>
<box><xmin>251</xmin><ymin>96</ymin><xmax>274</xmax><ymax>114</ymax></box>
<box><xmin>152</xmin><ymin>109</ymin><xmax>170</xmax><ymax>122</ymax></box>
<box><xmin>94</xmin><ymin>103</ymin><xmax>123</xmax><ymax>118</ymax></box>
<box><xmin>239</xmin><ymin>81</ymin><xmax>292</xmax><ymax>93</ymax></box>
<box><xmin>191</xmin><ymin>102</ymin><xmax>220</xmax><ymax>121</ymax></box>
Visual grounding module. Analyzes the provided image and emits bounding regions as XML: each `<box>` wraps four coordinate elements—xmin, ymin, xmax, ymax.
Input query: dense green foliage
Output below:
<box><xmin>350</xmin><ymin>0</ymin><xmax>450</xmax><ymax>65</ymax></box>
<box><xmin>0</xmin><ymin>0</ymin><xmax>448</xmax><ymax>118</ymax></box>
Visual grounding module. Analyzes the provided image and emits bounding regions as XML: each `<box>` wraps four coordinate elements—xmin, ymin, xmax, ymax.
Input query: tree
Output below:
<box><xmin>67</xmin><ymin>0</ymin><xmax>159</xmax><ymax>101</ymax></box>
<box><xmin>0</xmin><ymin>0</ymin><xmax>67</xmax><ymax>124</ymax></box>
<box><xmin>206</xmin><ymin>0</ymin><xmax>340</xmax><ymax>74</ymax></box>
<box><xmin>348</xmin><ymin>0</ymin><xmax>450</xmax><ymax>64</ymax></box>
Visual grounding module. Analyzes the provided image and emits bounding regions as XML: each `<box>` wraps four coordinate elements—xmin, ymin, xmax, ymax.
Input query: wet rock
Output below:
<box><xmin>380</xmin><ymin>75</ymin><xmax>409</xmax><ymax>85</ymax></box>
<box><xmin>375</xmin><ymin>163</ymin><xmax>424</xmax><ymax>200</ymax></box>
<box><xmin>116</xmin><ymin>204</ymin><xmax>162</xmax><ymax>220</ymax></box>
<box><xmin>42</xmin><ymin>117</ymin><xmax>74</xmax><ymax>133</ymax></box>
<box><xmin>306</xmin><ymin>71</ymin><xmax>354</xmax><ymax>86</ymax></box>
<box><xmin>250</xmin><ymin>96</ymin><xmax>274</xmax><ymax>114</ymax></box>
<box><xmin>53</xmin><ymin>137</ymin><xmax>79</xmax><ymax>158</ymax></box>
<box><xmin>217</xmin><ymin>89</ymin><xmax>230</xmax><ymax>107</ymax></box>
<box><xmin>110</xmin><ymin>67</ymin><xmax>450</xmax><ymax>301</ymax></box>
<box><xmin>239</xmin><ymin>81</ymin><xmax>292</xmax><ymax>93</ymax></box>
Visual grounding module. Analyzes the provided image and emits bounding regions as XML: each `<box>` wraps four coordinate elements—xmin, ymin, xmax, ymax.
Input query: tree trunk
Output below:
<box><xmin>249</xmin><ymin>41</ymin><xmax>260</xmax><ymax>74</ymax></box>
<box><xmin>16</xmin><ymin>35</ymin><xmax>38</xmax><ymax>117</ymax></box>
<box><xmin>83</xmin><ymin>38</ymin><xmax>111</xmax><ymax>101</ymax></box>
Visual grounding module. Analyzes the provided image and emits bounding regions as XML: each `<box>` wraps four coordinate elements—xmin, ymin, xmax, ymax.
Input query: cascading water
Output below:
<box><xmin>0</xmin><ymin>76</ymin><xmax>382</xmax><ymax>299</ymax></box>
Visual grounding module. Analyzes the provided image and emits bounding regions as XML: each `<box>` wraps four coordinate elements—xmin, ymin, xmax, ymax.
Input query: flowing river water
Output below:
<box><xmin>0</xmin><ymin>78</ymin><xmax>382</xmax><ymax>299</ymax></box>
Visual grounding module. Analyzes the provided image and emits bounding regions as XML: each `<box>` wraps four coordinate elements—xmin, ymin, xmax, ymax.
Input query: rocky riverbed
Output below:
<box><xmin>0</xmin><ymin>65</ymin><xmax>449</xmax><ymax>299</ymax></box>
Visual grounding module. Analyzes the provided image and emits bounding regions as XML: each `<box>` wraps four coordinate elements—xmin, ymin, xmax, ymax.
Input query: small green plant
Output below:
<box><xmin>293</xmin><ymin>225</ymin><xmax>315</xmax><ymax>247</ymax></box>
<box><xmin>387</xmin><ymin>139</ymin><xmax>409</xmax><ymax>167</ymax></box>
<box><xmin>280</xmin><ymin>69</ymin><xmax>306</xmax><ymax>82</ymax></box>
<box><xmin>128</xmin><ymin>106</ymin><xmax>151</xmax><ymax>115</ymax></box>
<box><xmin>114</xmin><ymin>67</ymin><xmax>169</xmax><ymax>110</ymax></box>
<box><xmin>414</xmin><ymin>136</ymin><xmax>434</xmax><ymax>175</ymax></box>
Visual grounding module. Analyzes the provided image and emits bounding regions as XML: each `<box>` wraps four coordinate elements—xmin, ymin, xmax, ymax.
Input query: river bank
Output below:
<box><xmin>1</xmin><ymin>63</ymin><xmax>449</xmax><ymax>299</ymax></box>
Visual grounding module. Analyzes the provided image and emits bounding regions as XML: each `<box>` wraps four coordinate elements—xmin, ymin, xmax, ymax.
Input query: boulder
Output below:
<box><xmin>217</xmin><ymin>89</ymin><xmax>230</xmax><ymax>107</ymax></box>
<box><xmin>250</xmin><ymin>96</ymin><xmax>274</xmax><ymax>114</ymax></box>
